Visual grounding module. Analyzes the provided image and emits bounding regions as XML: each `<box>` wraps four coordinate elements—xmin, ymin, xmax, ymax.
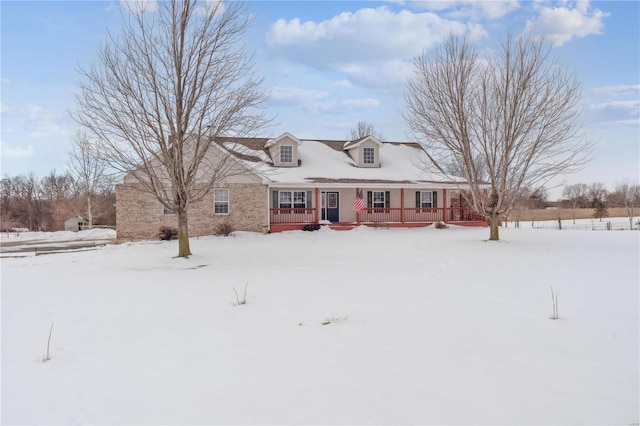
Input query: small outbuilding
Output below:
<box><xmin>65</xmin><ymin>217</ymin><xmax>88</xmax><ymax>232</ymax></box>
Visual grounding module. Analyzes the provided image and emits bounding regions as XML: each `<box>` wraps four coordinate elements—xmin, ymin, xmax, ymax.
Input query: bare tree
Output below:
<box><xmin>40</xmin><ymin>170</ymin><xmax>78</xmax><ymax>231</ymax></box>
<box><xmin>587</xmin><ymin>182</ymin><xmax>608</xmax><ymax>208</ymax></box>
<box><xmin>40</xmin><ymin>170</ymin><xmax>76</xmax><ymax>201</ymax></box>
<box><xmin>73</xmin><ymin>0</ymin><xmax>269</xmax><ymax>257</ymax></box>
<box><xmin>10</xmin><ymin>173</ymin><xmax>46</xmax><ymax>231</ymax></box>
<box><xmin>404</xmin><ymin>33</ymin><xmax>591</xmax><ymax>240</ymax></box>
<box><xmin>68</xmin><ymin>130</ymin><xmax>111</xmax><ymax>228</ymax></box>
<box><xmin>562</xmin><ymin>183</ymin><xmax>588</xmax><ymax>223</ymax></box>
<box><xmin>0</xmin><ymin>177</ymin><xmax>14</xmax><ymax>229</ymax></box>
<box><xmin>611</xmin><ymin>181</ymin><xmax>640</xmax><ymax>229</ymax></box>
<box><xmin>504</xmin><ymin>186</ymin><xmax>532</xmax><ymax>228</ymax></box>
<box><xmin>349</xmin><ymin>121</ymin><xmax>384</xmax><ymax>141</ymax></box>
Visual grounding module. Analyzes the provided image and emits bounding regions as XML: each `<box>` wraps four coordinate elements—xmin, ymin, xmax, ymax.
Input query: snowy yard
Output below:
<box><xmin>1</xmin><ymin>226</ymin><xmax>638</xmax><ymax>424</ymax></box>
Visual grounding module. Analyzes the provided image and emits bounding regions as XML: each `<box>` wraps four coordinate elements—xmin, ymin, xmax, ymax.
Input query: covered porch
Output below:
<box><xmin>268</xmin><ymin>186</ymin><xmax>486</xmax><ymax>233</ymax></box>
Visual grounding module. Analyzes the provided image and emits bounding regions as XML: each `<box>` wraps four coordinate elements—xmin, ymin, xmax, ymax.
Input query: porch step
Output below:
<box><xmin>327</xmin><ymin>224</ymin><xmax>355</xmax><ymax>231</ymax></box>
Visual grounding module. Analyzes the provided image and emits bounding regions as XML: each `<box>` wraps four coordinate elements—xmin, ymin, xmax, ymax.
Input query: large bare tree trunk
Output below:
<box><xmin>489</xmin><ymin>215</ymin><xmax>500</xmax><ymax>241</ymax></box>
<box><xmin>177</xmin><ymin>209</ymin><xmax>191</xmax><ymax>257</ymax></box>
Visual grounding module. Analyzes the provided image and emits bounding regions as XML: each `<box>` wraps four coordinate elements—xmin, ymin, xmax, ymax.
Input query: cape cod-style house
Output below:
<box><xmin>115</xmin><ymin>133</ymin><xmax>486</xmax><ymax>239</ymax></box>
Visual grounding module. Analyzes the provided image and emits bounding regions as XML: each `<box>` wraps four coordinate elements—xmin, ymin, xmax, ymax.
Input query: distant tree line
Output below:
<box><xmin>504</xmin><ymin>182</ymin><xmax>639</xmax><ymax>211</ymax></box>
<box><xmin>560</xmin><ymin>182</ymin><xmax>639</xmax><ymax>209</ymax></box>
<box><xmin>0</xmin><ymin>170</ymin><xmax>115</xmax><ymax>232</ymax></box>
<box><xmin>560</xmin><ymin>181</ymin><xmax>640</xmax><ymax>227</ymax></box>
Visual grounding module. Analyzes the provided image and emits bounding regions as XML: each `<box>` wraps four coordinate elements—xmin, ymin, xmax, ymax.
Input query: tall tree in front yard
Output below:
<box><xmin>404</xmin><ymin>33</ymin><xmax>592</xmax><ymax>240</ymax></box>
<box><xmin>74</xmin><ymin>0</ymin><xmax>269</xmax><ymax>257</ymax></box>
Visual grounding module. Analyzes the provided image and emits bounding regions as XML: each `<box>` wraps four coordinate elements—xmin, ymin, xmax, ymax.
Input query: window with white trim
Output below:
<box><xmin>373</xmin><ymin>191</ymin><xmax>385</xmax><ymax>211</ymax></box>
<box><xmin>279</xmin><ymin>190</ymin><xmax>307</xmax><ymax>213</ymax></box>
<box><xmin>420</xmin><ymin>191</ymin><xmax>433</xmax><ymax>208</ymax></box>
<box><xmin>363</xmin><ymin>147</ymin><xmax>375</xmax><ymax>164</ymax></box>
<box><xmin>280</xmin><ymin>145</ymin><xmax>293</xmax><ymax>163</ymax></box>
<box><xmin>163</xmin><ymin>188</ymin><xmax>175</xmax><ymax>215</ymax></box>
<box><xmin>214</xmin><ymin>188</ymin><xmax>229</xmax><ymax>215</ymax></box>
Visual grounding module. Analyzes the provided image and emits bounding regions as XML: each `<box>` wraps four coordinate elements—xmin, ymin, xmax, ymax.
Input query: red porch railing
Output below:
<box><xmin>359</xmin><ymin>208</ymin><xmax>403</xmax><ymax>223</ymax></box>
<box><xmin>402</xmin><ymin>208</ymin><xmax>444</xmax><ymax>223</ymax></box>
<box><xmin>269</xmin><ymin>207</ymin><xmax>484</xmax><ymax>226</ymax></box>
<box><xmin>270</xmin><ymin>208</ymin><xmax>317</xmax><ymax>224</ymax></box>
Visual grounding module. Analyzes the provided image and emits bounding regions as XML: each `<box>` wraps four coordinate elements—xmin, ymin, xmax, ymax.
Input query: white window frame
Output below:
<box><xmin>363</xmin><ymin>147</ymin><xmax>375</xmax><ymax>164</ymax></box>
<box><xmin>280</xmin><ymin>145</ymin><xmax>293</xmax><ymax>163</ymax></box>
<box><xmin>420</xmin><ymin>191</ymin><xmax>433</xmax><ymax>208</ymax></box>
<box><xmin>279</xmin><ymin>190</ymin><xmax>306</xmax><ymax>213</ymax></box>
<box><xmin>214</xmin><ymin>188</ymin><xmax>230</xmax><ymax>215</ymax></box>
<box><xmin>163</xmin><ymin>188</ymin><xmax>175</xmax><ymax>215</ymax></box>
<box><xmin>372</xmin><ymin>191</ymin><xmax>385</xmax><ymax>210</ymax></box>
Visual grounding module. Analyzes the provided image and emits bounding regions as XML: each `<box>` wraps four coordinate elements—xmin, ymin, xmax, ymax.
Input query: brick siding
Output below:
<box><xmin>116</xmin><ymin>183</ymin><xmax>268</xmax><ymax>239</ymax></box>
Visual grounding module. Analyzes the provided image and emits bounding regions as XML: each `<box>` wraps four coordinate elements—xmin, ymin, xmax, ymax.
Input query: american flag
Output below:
<box><xmin>353</xmin><ymin>189</ymin><xmax>365</xmax><ymax>213</ymax></box>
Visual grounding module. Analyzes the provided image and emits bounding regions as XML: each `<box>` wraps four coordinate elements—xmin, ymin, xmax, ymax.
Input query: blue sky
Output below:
<box><xmin>1</xmin><ymin>0</ymin><xmax>638</xmax><ymax>198</ymax></box>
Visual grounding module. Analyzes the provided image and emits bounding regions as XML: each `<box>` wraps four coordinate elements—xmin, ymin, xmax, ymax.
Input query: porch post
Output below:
<box><xmin>400</xmin><ymin>188</ymin><xmax>405</xmax><ymax>223</ymax></box>
<box><xmin>315</xmin><ymin>188</ymin><xmax>320</xmax><ymax>223</ymax></box>
<box><xmin>443</xmin><ymin>188</ymin><xmax>447</xmax><ymax>223</ymax></box>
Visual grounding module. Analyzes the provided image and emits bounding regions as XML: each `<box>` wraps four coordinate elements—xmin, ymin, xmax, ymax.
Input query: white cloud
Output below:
<box><xmin>401</xmin><ymin>1</ymin><xmax>520</xmax><ymax>20</ymax></box>
<box><xmin>266</xmin><ymin>6</ymin><xmax>485</xmax><ymax>88</ymax></box>
<box><xmin>1</xmin><ymin>103</ymin><xmax>67</xmax><ymax>138</ymax></box>
<box><xmin>585</xmin><ymin>100</ymin><xmax>640</xmax><ymax>126</ymax></box>
<box><xmin>336</xmin><ymin>60</ymin><xmax>415</xmax><ymax>88</ymax></box>
<box><xmin>0</xmin><ymin>142</ymin><xmax>35</xmax><ymax>158</ymax></box>
<box><xmin>267</xmin><ymin>6</ymin><xmax>471</xmax><ymax>60</ymax></box>
<box><xmin>120</xmin><ymin>0</ymin><xmax>158</xmax><ymax>14</ymax></box>
<box><xmin>592</xmin><ymin>85</ymin><xmax>640</xmax><ymax>96</ymax></box>
<box><xmin>268</xmin><ymin>85</ymin><xmax>379</xmax><ymax>115</ymax></box>
<box><xmin>525</xmin><ymin>1</ymin><xmax>609</xmax><ymax>46</ymax></box>
<box><xmin>309</xmin><ymin>98</ymin><xmax>381</xmax><ymax>115</ymax></box>
<box><xmin>270</xmin><ymin>86</ymin><xmax>330</xmax><ymax>103</ymax></box>
<box><xmin>1</xmin><ymin>78</ymin><xmax>9</xmax><ymax>85</ymax></box>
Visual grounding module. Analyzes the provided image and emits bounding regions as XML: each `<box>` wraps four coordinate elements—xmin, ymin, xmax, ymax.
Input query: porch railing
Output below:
<box><xmin>269</xmin><ymin>207</ymin><xmax>485</xmax><ymax>224</ymax></box>
<box><xmin>402</xmin><ymin>208</ymin><xmax>444</xmax><ymax>223</ymax></box>
<box><xmin>270</xmin><ymin>208</ymin><xmax>317</xmax><ymax>224</ymax></box>
<box><xmin>359</xmin><ymin>208</ymin><xmax>403</xmax><ymax>223</ymax></box>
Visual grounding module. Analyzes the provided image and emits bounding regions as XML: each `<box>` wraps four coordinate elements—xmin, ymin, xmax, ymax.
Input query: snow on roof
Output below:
<box><xmin>222</xmin><ymin>142</ymin><xmax>270</xmax><ymax>163</ymax></box>
<box><xmin>117</xmin><ymin>135</ymin><xmax>465</xmax><ymax>186</ymax></box>
<box><xmin>230</xmin><ymin>139</ymin><xmax>462</xmax><ymax>185</ymax></box>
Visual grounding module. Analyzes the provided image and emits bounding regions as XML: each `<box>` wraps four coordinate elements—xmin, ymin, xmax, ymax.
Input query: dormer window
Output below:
<box><xmin>363</xmin><ymin>147</ymin><xmax>375</xmax><ymax>164</ymax></box>
<box><xmin>280</xmin><ymin>145</ymin><xmax>293</xmax><ymax>163</ymax></box>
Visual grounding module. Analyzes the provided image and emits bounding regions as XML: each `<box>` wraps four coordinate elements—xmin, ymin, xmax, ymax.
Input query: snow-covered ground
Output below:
<box><xmin>1</xmin><ymin>228</ymin><xmax>116</xmax><ymax>244</ymax></box>
<box><xmin>0</xmin><ymin>228</ymin><xmax>117</xmax><ymax>255</ymax></box>
<box><xmin>507</xmin><ymin>216</ymin><xmax>640</xmax><ymax>231</ymax></box>
<box><xmin>1</xmin><ymin>226</ymin><xmax>638</xmax><ymax>424</ymax></box>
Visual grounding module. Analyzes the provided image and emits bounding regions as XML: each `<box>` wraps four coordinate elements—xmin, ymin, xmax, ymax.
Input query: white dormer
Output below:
<box><xmin>344</xmin><ymin>135</ymin><xmax>383</xmax><ymax>168</ymax></box>
<box><xmin>266</xmin><ymin>133</ymin><xmax>302</xmax><ymax>167</ymax></box>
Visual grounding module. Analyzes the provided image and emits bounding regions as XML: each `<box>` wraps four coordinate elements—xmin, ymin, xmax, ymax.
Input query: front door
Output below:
<box><xmin>321</xmin><ymin>192</ymin><xmax>340</xmax><ymax>222</ymax></box>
